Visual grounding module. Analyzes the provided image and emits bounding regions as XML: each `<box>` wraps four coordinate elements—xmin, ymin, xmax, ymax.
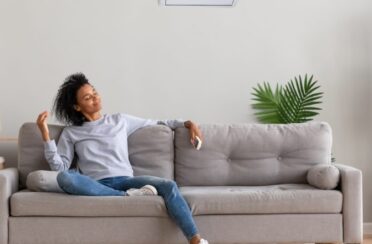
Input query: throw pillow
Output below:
<box><xmin>307</xmin><ymin>164</ymin><xmax>340</xmax><ymax>190</ymax></box>
<box><xmin>26</xmin><ymin>170</ymin><xmax>64</xmax><ymax>193</ymax></box>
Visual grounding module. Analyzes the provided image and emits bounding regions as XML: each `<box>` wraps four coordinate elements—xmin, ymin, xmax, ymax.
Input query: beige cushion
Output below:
<box><xmin>307</xmin><ymin>164</ymin><xmax>340</xmax><ymax>190</ymax></box>
<box><xmin>11</xmin><ymin>190</ymin><xmax>167</xmax><ymax>217</ymax></box>
<box><xmin>26</xmin><ymin>170</ymin><xmax>64</xmax><ymax>193</ymax></box>
<box><xmin>18</xmin><ymin>123</ymin><xmax>175</xmax><ymax>188</ymax></box>
<box><xmin>174</xmin><ymin>122</ymin><xmax>332</xmax><ymax>186</ymax></box>
<box><xmin>12</xmin><ymin>184</ymin><xmax>342</xmax><ymax>217</ymax></box>
<box><xmin>180</xmin><ymin>184</ymin><xmax>342</xmax><ymax>215</ymax></box>
<box><xmin>128</xmin><ymin>125</ymin><xmax>174</xmax><ymax>179</ymax></box>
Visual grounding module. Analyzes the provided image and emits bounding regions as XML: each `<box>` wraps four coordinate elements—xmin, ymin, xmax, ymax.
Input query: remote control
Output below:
<box><xmin>193</xmin><ymin>136</ymin><xmax>202</xmax><ymax>150</ymax></box>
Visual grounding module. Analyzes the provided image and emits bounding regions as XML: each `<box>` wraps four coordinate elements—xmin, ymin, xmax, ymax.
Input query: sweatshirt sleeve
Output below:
<box><xmin>43</xmin><ymin>129</ymin><xmax>74</xmax><ymax>171</ymax></box>
<box><xmin>157</xmin><ymin>119</ymin><xmax>185</xmax><ymax>129</ymax></box>
<box><xmin>121</xmin><ymin>113</ymin><xmax>185</xmax><ymax>135</ymax></box>
<box><xmin>122</xmin><ymin>114</ymin><xmax>158</xmax><ymax>136</ymax></box>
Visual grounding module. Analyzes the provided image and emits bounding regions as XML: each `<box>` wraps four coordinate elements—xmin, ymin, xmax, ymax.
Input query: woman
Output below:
<box><xmin>36</xmin><ymin>73</ymin><xmax>208</xmax><ymax>244</ymax></box>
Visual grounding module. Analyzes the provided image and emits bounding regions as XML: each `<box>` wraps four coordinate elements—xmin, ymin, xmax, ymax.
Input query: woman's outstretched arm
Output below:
<box><xmin>158</xmin><ymin>119</ymin><xmax>203</xmax><ymax>146</ymax></box>
<box><xmin>36</xmin><ymin>111</ymin><xmax>74</xmax><ymax>171</ymax></box>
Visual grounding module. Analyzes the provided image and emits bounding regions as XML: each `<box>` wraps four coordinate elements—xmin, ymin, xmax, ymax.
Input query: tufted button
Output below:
<box><xmin>277</xmin><ymin>156</ymin><xmax>282</xmax><ymax>160</ymax></box>
<box><xmin>227</xmin><ymin>158</ymin><xmax>231</xmax><ymax>163</ymax></box>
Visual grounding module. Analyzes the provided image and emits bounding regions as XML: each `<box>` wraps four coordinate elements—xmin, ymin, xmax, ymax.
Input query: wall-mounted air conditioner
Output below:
<box><xmin>159</xmin><ymin>0</ymin><xmax>237</xmax><ymax>6</ymax></box>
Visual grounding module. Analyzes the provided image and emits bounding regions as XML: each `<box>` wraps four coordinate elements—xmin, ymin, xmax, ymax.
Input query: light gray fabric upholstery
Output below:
<box><xmin>9</xmin><ymin>214</ymin><xmax>343</xmax><ymax>244</ymax></box>
<box><xmin>180</xmin><ymin>184</ymin><xmax>342</xmax><ymax>215</ymax></box>
<box><xmin>18</xmin><ymin>123</ymin><xmax>64</xmax><ymax>189</ymax></box>
<box><xmin>26</xmin><ymin>170</ymin><xmax>64</xmax><ymax>193</ymax></box>
<box><xmin>128</xmin><ymin>125</ymin><xmax>174</xmax><ymax>180</ymax></box>
<box><xmin>307</xmin><ymin>163</ymin><xmax>340</xmax><ymax>189</ymax></box>
<box><xmin>9</xmin><ymin>217</ymin><xmax>185</xmax><ymax>244</ymax></box>
<box><xmin>7</xmin><ymin>121</ymin><xmax>362</xmax><ymax>244</ymax></box>
<box><xmin>0</xmin><ymin>168</ymin><xmax>18</xmax><ymax>244</ymax></box>
<box><xmin>11</xmin><ymin>184</ymin><xmax>342</xmax><ymax>217</ymax></box>
<box><xmin>334</xmin><ymin>163</ymin><xmax>363</xmax><ymax>243</ymax></box>
<box><xmin>11</xmin><ymin>190</ymin><xmax>167</xmax><ymax>217</ymax></box>
<box><xmin>175</xmin><ymin>122</ymin><xmax>332</xmax><ymax>186</ymax></box>
<box><xmin>18</xmin><ymin>123</ymin><xmax>175</xmax><ymax>189</ymax></box>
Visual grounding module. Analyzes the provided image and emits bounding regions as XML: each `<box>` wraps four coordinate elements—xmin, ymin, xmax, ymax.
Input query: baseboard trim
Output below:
<box><xmin>364</xmin><ymin>222</ymin><xmax>372</xmax><ymax>237</ymax></box>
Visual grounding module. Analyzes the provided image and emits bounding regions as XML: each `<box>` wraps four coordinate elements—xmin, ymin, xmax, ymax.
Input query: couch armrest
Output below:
<box><xmin>333</xmin><ymin>163</ymin><xmax>362</xmax><ymax>243</ymax></box>
<box><xmin>0</xmin><ymin>168</ymin><xmax>19</xmax><ymax>244</ymax></box>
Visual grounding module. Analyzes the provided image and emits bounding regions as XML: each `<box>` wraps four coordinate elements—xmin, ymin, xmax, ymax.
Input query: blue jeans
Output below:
<box><xmin>57</xmin><ymin>170</ymin><xmax>199</xmax><ymax>240</ymax></box>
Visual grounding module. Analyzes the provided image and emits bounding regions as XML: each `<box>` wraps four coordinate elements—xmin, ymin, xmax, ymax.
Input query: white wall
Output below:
<box><xmin>1</xmin><ymin>0</ymin><xmax>372</xmax><ymax>222</ymax></box>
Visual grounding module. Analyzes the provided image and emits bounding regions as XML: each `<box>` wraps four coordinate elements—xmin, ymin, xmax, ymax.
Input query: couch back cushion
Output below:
<box><xmin>18</xmin><ymin>123</ymin><xmax>174</xmax><ymax>188</ymax></box>
<box><xmin>174</xmin><ymin>122</ymin><xmax>332</xmax><ymax>186</ymax></box>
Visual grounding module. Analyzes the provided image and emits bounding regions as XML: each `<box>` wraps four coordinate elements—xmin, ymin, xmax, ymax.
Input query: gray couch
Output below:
<box><xmin>0</xmin><ymin>121</ymin><xmax>363</xmax><ymax>244</ymax></box>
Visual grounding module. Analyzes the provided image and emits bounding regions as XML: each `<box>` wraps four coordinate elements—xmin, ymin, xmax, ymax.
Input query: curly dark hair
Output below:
<box><xmin>53</xmin><ymin>73</ymin><xmax>91</xmax><ymax>126</ymax></box>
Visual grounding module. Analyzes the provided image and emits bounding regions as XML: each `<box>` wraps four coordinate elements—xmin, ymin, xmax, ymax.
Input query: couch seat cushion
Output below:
<box><xmin>11</xmin><ymin>190</ymin><xmax>168</xmax><ymax>217</ymax></box>
<box><xmin>180</xmin><ymin>184</ymin><xmax>342</xmax><ymax>215</ymax></box>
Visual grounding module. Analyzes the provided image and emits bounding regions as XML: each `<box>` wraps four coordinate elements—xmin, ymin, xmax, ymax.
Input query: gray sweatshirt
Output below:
<box><xmin>44</xmin><ymin>113</ymin><xmax>185</xmax><ymax>180</ymax></box>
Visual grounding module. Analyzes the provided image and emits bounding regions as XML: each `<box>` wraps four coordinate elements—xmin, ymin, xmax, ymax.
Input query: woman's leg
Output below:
<box><xmin>113</xmin><ymin>175</ymin><xmax>199</xmax><ymax>241</ymax></box>
<box><xmin>57</xmin><ymin>171</ymin><xmax>126</xmax><ymax>196</ymax></box>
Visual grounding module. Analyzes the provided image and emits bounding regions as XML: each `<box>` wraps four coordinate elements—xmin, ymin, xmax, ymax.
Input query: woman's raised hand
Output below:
<box><xmin>36</xmin><ymin>111</ymin><xmax>50</xmax><ymax>141</ymax></box>
<box><xmin>184</xmin><ymin>120</ymin><xmax>203</xmax><ymax>149</ymax></box>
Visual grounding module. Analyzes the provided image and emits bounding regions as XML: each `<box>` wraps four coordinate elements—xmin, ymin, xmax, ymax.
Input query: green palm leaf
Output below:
<box><xmin>251</xmin><ymin>74</ymin><xmax>323</xmax><ymax>124</ymax></box>
<box><xmin>251</xmin><ymin>82</ymin><xmax>283</xmax><ymax>123</ymax></box>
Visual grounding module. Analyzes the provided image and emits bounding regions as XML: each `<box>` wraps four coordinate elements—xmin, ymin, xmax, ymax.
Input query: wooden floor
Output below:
<box><xmin>364</xmin><ymin>236</ymin><xmax>372</xmax><ymax>244</ymax></box>
<box><xmin>316</xmin><ymin>236</ymin><xmax>372</xmax><ymax>244</ymax></box>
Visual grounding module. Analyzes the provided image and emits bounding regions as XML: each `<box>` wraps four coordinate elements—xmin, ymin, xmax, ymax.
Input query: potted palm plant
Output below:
<box><xmin>251</xmin><ymin>74</ymin><xmax>323</xmax><ymax>123</ymax></box>
<box><xmin>251</xmin><ymin>74</ymin><xmax>336</xmax><ymax>162</ymax></box>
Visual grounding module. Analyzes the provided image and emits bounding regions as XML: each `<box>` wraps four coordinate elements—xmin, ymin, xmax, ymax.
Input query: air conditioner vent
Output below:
<box><xmin>160</xmin><ymin>0</ymin><xmax>236</xmax><ymax>6</ymax></box>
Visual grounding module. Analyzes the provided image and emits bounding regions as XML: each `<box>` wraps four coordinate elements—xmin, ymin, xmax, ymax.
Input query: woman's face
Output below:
<box><xmin>75</xmin><ymin>84</ymin><xmax>102</xmax><ymax>114</ymax></box>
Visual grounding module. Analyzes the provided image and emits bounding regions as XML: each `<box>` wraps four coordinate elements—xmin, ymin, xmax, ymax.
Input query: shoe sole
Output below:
<box><xmin>143</xmin><ymin>185</ymin><xmax>158</xmax><ymax>195</ymax></box>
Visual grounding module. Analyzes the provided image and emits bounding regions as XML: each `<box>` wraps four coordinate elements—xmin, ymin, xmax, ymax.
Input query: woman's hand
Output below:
<box><xmin>36</xmin><ymin>111</ymin><xmax>50</xmax><ymax>141</ymax></box>
<box><xmin>184</xmin><ymin>120</ymin><xmax>203</xmax><ymax>147</ymax></box>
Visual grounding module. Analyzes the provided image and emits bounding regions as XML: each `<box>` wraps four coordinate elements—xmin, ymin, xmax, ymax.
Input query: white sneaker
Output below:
<box><xmin>199</xmin><ymin>239</ymin><xmax>209</xmax><ymax>244</ymax></box>
<box><xmin>126</xmin><ymin>185</ymin><xmax>158</xmax><ymax>196</ymax></box>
